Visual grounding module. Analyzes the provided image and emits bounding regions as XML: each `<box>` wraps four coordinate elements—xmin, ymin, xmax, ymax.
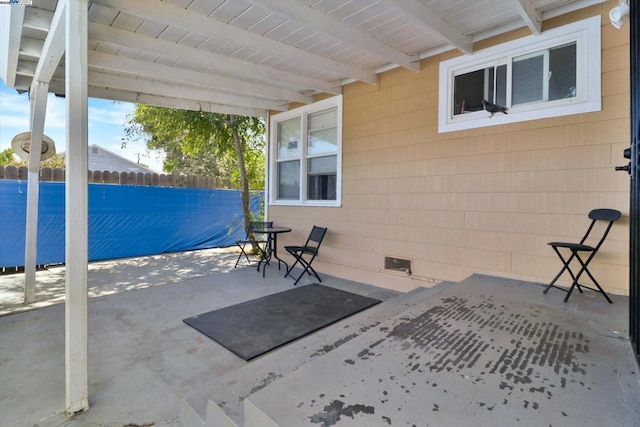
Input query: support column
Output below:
<box><xmin>65</xmin><ymin>0</ymin><xmax>89</xmax><ymax>416</ymax></box>
<box><xmin>24</xmin><ymin>81</ymin><xmax>49</xmax><ymax>303</ymax></box>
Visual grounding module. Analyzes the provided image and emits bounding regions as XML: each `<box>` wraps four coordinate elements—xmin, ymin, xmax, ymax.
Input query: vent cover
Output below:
<box><xmin>384</xmin><ymin>257</ymin><xmax>411</xmax><ymax>275</ymax></box>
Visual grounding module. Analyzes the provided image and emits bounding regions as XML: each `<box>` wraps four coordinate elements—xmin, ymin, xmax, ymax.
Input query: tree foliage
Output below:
<box><xmin>124</xmin><ymin>105</ymin><xmax>265</xmax><ymax>190</ymax></box>
<box><xmin>124</xmin><ymin>105</ymin><xmax>267</xmax><ymax>235</ymax></box>
<box><xmin>0</xmin><ymin>148</ymin><xmax>15</xmax><ymax>165</ymax></box>
<box><xmin>0</xmin><ymin>148</ymin><xmax>65</xmax><ymax>168</ymax></box>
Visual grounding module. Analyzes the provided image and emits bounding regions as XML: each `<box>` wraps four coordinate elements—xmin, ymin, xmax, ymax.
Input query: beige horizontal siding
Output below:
<box><xmin>270</xmin><ymin>0</ymin><xmax>630</xmax><ymax>295</ymax></box>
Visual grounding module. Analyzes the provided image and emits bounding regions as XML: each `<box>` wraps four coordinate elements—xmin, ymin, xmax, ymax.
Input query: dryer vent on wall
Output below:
<box><xmin>384</xmin><ymin>257</ymin><xmax>412</xmax><ymax>275</ymax></box>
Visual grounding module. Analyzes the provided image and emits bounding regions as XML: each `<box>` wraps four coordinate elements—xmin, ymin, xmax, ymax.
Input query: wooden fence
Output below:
<box><xmin>0</xmin><ymin>165</ymin><xmax>217</xmax><ymax>188</ymax></box>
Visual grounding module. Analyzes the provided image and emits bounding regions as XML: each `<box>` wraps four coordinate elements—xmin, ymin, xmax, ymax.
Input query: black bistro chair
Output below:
<box><xmin>543</xmin><ymin>209</ymin><xmax>621</xmax><ymax>303</ymax></box>
<box><xmin>284</xmin><ymin>226</ymin><xmax>327</xmax><ymax>286</ymax></box>
<box><xmin>234</xmin><ymin>221</ymin><xmax>273</xmax><ymax>268</ymax></box>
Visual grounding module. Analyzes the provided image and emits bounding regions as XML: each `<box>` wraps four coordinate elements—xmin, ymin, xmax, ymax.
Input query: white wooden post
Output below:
<box><xmin>24</xmin><ymin>81</ymin><xmax>48</xmax><ymax>303</ymax></box>
<box><xmin>65</xmin><ymin>0</ymin><xmax>90</xmax><ymax>416</ymax></box>
<box><xmin>24</xmin><ymin>0</ymin><xmax>66</xmax><ymax>303</ymax></box>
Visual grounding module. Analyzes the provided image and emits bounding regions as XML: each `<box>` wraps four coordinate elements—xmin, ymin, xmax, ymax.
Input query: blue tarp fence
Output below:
<box><xmin>0</xmin><ymin>180</ymin><xmax>263</xmax><ymax>267</ymax></box>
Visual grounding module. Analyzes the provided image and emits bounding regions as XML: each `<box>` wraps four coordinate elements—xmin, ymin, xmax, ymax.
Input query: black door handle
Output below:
<box><xmin>615</xmin><ymin>163</ymin><xmax>631</xmax><ymax>173</ymax></box>
<box><xmin>616</xmin><ymin>146</ymin><xmax>632</xmax><ymax>174</ymax></box>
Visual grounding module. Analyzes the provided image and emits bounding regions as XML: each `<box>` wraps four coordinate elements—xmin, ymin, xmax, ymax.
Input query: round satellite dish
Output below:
<box><xmin>11</xmin><ymin>132</ymin><xmax>57</xmax><ymax>161</ymax></box>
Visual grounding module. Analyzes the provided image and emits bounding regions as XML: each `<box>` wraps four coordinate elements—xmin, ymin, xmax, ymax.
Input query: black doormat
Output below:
<box><xmin>183</xmin><ymin>284</ymin><xmax>381</xmax><ymax>360</ymax></box>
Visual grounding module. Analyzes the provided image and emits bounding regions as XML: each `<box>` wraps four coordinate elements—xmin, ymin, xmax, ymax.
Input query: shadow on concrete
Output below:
<box><xmin>1</xmin><ymin>250</ymin><xmax>638</xmax><ymax>427</ymax></box>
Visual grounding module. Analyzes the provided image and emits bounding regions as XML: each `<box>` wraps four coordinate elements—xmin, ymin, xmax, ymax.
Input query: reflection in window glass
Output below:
<box><xmin>308</xmin><ymin>155</ymin><xmax>336</xmax><ymax>174</ymax></box>
<box><xmin>309</xmin><ymin>128</ymin><xmax>337</xmax><ymax>154</ymax></box>
<box><xmin>278</xmin><ymin>160</ymin><xmax>300</xmax><ymax>199</ymax></box>
<box><xmin>271</xmin><ymin>96</ymin><xmax>342</xmax><ymax>205</ymax></box>
<box><xmin>549</xmin><ymin>43</ymin><xmax>577</xmax><ymax>100</ymax></box>
<box><xmin>513</xmin><ymin>52</ymin><xmax>544</xmax><ymax>105</ymax></box>
<box><xmin>308</xmin><ymin>108</ymin><xmax>337</xmax><ymax>155</ymax></box>
<box><xmin>440</xmin><ymin>17</ymin><xmax>600</xmax><ymax>133</ymax></box>
<box><xmin>453</xmin><ymin>42</ymin><xmax>578</xmax><ymax>112</ymax></box>
<box><xmin>512</xmin><ymin>42</ymin><xmax>577</xmax><ymax>105</ymax></box>
<box><xmin>277</xmin><ymin>118</ymin><xmax>301</xmax><ymax>159</ymax></box>
<box><xmin>308</xmin><ymin>156</ymin><xmax>337</xmax><ymax>200</ymax></box>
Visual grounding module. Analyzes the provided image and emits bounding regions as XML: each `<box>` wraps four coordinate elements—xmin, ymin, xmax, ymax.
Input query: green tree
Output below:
<box><xmin>0</xmin><ymin>148</ymin><xmax>15</xmax><ymax>165</ymax></box>
<box><xmin>0</xmin><ymin>148</ymin><xmax>65</xmax><ymax>168</ymax></box>
<box><xmin>124</xmin><ymin>105</ymin><xmax>266</xmax><ymax>234</ymax></box>
<box><xmin>40</xmin><ymin>153</ymin><xmax>66</xmax><ymax>169</ymax></box>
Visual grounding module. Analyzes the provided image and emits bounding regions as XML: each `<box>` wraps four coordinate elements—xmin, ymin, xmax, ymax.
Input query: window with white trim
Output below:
<box><xmin>270</xmin><ymin>96</ymin><xmax>342</xmax><ymax>206</ymax></box>
<box><xmin>439</xmin><ymin>16</ymin><xmax>601</xmax><ymax>133</ymax></box>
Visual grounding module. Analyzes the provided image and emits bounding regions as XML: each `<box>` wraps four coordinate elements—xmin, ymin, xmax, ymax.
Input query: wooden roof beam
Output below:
<box><xmin>515</xmin><ymin>0</ymin><xmax>542</xmax><ymax>35</ymax></box>
<box><xmin>88</xmin><ymin>51</ymin><xmax>313</xmax><ymax>104</ymax></box>
<box><xmin>51</xmin><ymin>72</ymin><xmax>288</xmax><ymax>111</ymax></box>
<box><xmin>91</xmin><ymin>0</ymin><xmax>376</xmax><ymax>84</ymax></box>
<box><xmin>389</xmin><ymin>0</ymin><xmax>473</xmax><ymax>55</ymax></box>
<box><xmin>0</xmin><ymin>5</ymin><xmax>26</xmax><ymax>86</ymax></box>
<box><xmin>48</xmin><ymin>80</ymin><xmax>268</xmax><ymax>117</ymax></box>
<box><xmin>32</xmin><ymin>0</ymin><xmax>66</xmax><ymax>85</ymax></box>
<box><xmin>249</xmin><ymin>0</ymin><xmax>419</xmax><ymax>72</ymax></box>
<box><xmin>89</xmin><ymin>23</ymin><xmax>341</xmax><ymax>95</ymax></box>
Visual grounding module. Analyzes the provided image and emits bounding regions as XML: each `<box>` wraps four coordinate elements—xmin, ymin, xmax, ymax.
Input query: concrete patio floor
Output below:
<box><xmin>0</xmin><ymin>249</ymin><xmax>398</xmax><ymax>426</ymax></box>
<box><xmin>1</xmin><ymin>249</ymin><xmax>638</xmax><ymax>426</ymax></box>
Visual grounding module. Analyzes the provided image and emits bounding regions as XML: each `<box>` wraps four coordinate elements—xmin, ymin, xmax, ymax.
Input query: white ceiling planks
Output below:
<box><xmin>3</xmin><ymin>0</ymin><xmax>606</xmax><ymax>117</ymax></box>
<box><xmin>248</xmin><ymin>0</ymin><xmax>420</xmax><ymax>71</ymax></box>
<box><xmin>88</xmin><ymin>22</ymin><xmax>337</xmax><ymax>92</ymax></box>
<box><xmin>87</xmin><ymin>52</ymin><xmax>313</xmax><ymax>104</ymax></box>
<box><xmin>91</xmin><ymin>0</ymin><xmax>377</xmax><ymax>83</ymax></box>
<box><xmin>389</xmin><ymin>0</ymin><xmax>473</xmax><ymax>54</ymax></box>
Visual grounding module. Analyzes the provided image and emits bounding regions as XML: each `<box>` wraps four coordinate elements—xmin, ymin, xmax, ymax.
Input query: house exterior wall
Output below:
<box><xmin>269</xmin><ymin>2</ymin><xmax>631</xmax><ymax>295</ymax></box>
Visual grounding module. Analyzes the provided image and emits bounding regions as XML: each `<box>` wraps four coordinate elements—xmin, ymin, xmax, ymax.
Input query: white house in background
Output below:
<box><xmin>59</xmin><ymin>144</ymin><xmax>156</xmax><ymax>174</ymax></box>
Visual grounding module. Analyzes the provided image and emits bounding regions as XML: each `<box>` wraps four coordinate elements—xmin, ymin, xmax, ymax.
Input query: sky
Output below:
<box><xmin>0</xmin><ymin>80</ymin><xmax>165</xmax><ymax>172</ymax></box>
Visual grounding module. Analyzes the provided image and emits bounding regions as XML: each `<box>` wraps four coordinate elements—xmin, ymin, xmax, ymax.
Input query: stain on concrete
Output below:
<box><xmin>357</xmin><ymin>348</ymin><xmax>375</xmax><ymax>359</ymax></box>
<box><xmin>311</xmin><ymin>323</ymin><xmax>381</xmax><ymax>358</ymax></box>
<box><xmin>243</xmin><ymin>278</ymin><xmax>637</xmax><ymax>426</ymax></box>
<box><xmin>248</xmin><ymin>371</ymin><xmax>283</xmax><ymax>395</ymax></box>
<box><xmin>311</xmin><ymin>333</ymin><xmax>359</xmax><ymax>357</ymax></box>
<box><xmin>381</xmin><ymin>295</ymin><xmax>593</xmax><ymax>413</ymax></box>
<box><xmin>308</xmin><ymin>400</ymin><xmax>375</xmax><ymax>426</ymax></box>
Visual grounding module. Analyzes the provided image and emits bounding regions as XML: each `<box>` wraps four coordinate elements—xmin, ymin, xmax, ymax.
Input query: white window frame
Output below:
<box><xmin>438</xmin><ymin>16</ymin><xmax>601</xmax><ymax>133</ymax></box>
<box><xmin>269</xmin><ymin>96</ymin><xmax>342</xmax><ymax>207</ymax></box>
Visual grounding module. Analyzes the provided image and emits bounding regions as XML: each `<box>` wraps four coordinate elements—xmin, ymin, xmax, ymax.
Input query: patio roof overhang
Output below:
<box><xmin>2</xmin><ymin>0</ymin><xmax>606</xmax><ymax>117</ymax></box>
<box><xmin>0</xmin><ymin>0</ymin><xmax>609</xmax><ymax>418</ymax></box>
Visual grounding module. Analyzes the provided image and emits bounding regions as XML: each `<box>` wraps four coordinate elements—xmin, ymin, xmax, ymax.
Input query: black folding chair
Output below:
<box><xmin>234</xmin><ymin>221</ymin><xmax>273</xmax><ymax>268</ymax></box>
<box><xmin>543</xmin><ymin>209</ymin><xmax>621</xmax><ymax>303</ymax></box>
<box><xmin>284</xmin><ymin>226</ymin><xmax>327</xmax><ymax>286</ymax></box>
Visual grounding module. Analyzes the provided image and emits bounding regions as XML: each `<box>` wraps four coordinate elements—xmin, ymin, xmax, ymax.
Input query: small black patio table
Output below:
<box><xmin>254</xmin><ymin>226</ymin><xmax>292</xmax><ymax>277</ymax></box>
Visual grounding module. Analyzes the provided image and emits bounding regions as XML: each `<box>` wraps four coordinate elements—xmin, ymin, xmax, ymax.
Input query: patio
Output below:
<box><xmin>1</xmin><ymin>249</ymin><xmax>638</xmax><ymax>426</ymax></box>
<box><xmin>1</xmin><ymin>0</ymin><xmax>638</xmax><ymax>417</ymax></box>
